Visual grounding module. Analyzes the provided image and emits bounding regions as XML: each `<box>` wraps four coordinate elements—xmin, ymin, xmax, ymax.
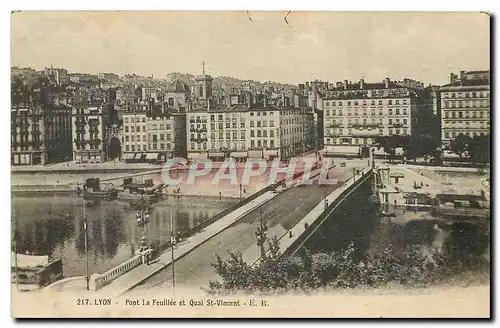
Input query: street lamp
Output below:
<box><xmin>239</xmin><ymin>183</ymin><xmax>242</xmax><ymax>200</ymax></box>
<box><xmin>83</xmin><ymin>198</ymin><xmax>90</xmax><ymax>291</ymax></box>
<box><xmin>136</xmin><ymin>201</ymin><xmax>151</xmax><ymax>252</ymax></box>
<box><xmin>323</xmin><ymin>186</ymin><xmax>328</xmax><ymax>212</ymax></box>
<box><xmin>255</xmin><ymin>206</ymin><xmax>268</xmax><ymax>259</ymax></box>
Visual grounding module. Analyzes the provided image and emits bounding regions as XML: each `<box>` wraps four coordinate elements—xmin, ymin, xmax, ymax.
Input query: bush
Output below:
<box><xmin>207</xmin><ymin>238</ymin><xmax>488</xmax><ymax>295</ymax></box>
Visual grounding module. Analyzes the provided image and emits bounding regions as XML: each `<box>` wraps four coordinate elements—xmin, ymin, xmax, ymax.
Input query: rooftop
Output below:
<box><xmin>165</xmin><ymin>79</ymin><xmax>190</xmax><ymax>94</ymax></box>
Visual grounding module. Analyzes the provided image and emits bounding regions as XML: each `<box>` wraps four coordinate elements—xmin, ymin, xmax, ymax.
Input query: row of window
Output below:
<box><xmin>325</xmin><ymin>99</ymin><xmax>409</xmax><ymax>107</ymax></box>
<box><xmin>123</xmin><ymin>116</ymin><xmax>147</xmax><ymax>123</ymax></box>
<box><xmin>326</xmin><ymin>108</ymin><xmax>409</xmax><ymax>116</ymax></box>
<box><xmin>443</xmin><ymin>121</ymin><xmax>489</xmax><ymax>128</ymax></box>
<box><xmin>327</xmin><ymin>128</ymin><xmax>409</xmax><ymax>136</ymax></box>
<box><xmin>75</xmin><ymin>144</ymin><xmax>101</xmax><ymax>150</ymax></box>
<box><xmin>188</xmin><ymin>139</ymin><xmax>278</xmax><ymax>151</ymax></box>
<box><xmin>443</xmin><ymin>100</ymin><xmax>489</xmax><ymax>108</ymax></box>
<box><xmin>327</xmin><ymin>118</ymin><xmax>408</xmax><ymax>125</ymax></box>
<box><xmin>125</xmin><ymin>134</ymin><xmax>172</xmax><ymax>142</ymax></box>
<box><xmin>125</xmin><ymin>143</ymin><xmax>172</xmax><ymax>151</ymax></box>
<box><xmin>444</xmin><ymin>131</ymin><xmax>487</xmax><ymax>139</ymax></box>
<box><xmin>325</xmin><ymin>137</ymin><xmax>375</xmax><ymax>145</ymax></box>
<box><xmin>149</xmin><ymin>123</ymin><xmax>172</xmax><ymax>130</ymax></box>
<box><xmin>442</xmin><ymin>91</ymin><xmax>489</xmax><ymax>99</ymax></box>
<box><xmin>443</xmin><ymin>110</ymin><xmax>488</xmax><ymax>119</ymax></box>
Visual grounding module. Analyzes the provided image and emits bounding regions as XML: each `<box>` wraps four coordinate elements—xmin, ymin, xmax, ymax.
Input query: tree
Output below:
<box><xmin>405</xmin><ymin>134</ymin><xmax>439</xmax><ymax>162</ymax></box>
<box><xmin>449</xmin><ymin>134</ymin><xmax>472</xmax><ymax>158</ymax></box>
<box><xmin>375</xmin><ymin>135</ymin><xmax>410</xmax><ymax>163</ymax></box>
<box><xmin>469</xmin><ymin>135</ymin><xmax>490</xmax><ymax>165</ymax></box>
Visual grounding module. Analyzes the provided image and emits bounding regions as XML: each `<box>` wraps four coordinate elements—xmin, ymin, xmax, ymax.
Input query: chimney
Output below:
<box><xmin>449</xmin><ymin>73</ymin><xmax>455</xmax><ymax>84</ymax></box>
<box><xmin>336</xmin><ymin>82</ymin><xmax>343</xmax><ymax>88</ymax></box>
<box><xmin>343</xmin><ymin>80</ymin><xmax>348</xmax><ymax>90</ymax></box>
<box><xmin>460</xmin><ymin>70</ymin><xmax>466</xmax><ymax>79</ymax></box>
<box><xmin>384</xmin><ymin>78</ymin><xmax>390</xmax><ymax>89</ymax></box>
<box><xmin>360</xmin><ymin>78</ymin><xmax>364</xmax><ymax>89</ymax></box>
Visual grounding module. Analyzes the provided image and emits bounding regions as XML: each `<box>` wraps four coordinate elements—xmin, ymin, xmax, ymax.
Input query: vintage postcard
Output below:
<box><xmin>10</xmin><ymin>11</ymin><xmax>490</xmax><ymax>318</ymax></box>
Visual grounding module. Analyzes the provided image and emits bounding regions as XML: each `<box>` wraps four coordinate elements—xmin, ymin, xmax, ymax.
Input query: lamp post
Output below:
<box><xmin>136</xmin><ymin>198</ymin><xmax>151</xmax><ymax>253</ymax></box>
<box><xmin>170</xmin><ymin>210</ymin><xmax>176</xmax><ymax>296</ymax></box>
<box><xmin>323</xmin><ymin>186</ymin><xmax>328</xmax><ymax>212</ymax></box>
<box><xmin>255</xmin><ymin>206</ymin><xmax>268</xmax><ymax>259</ymax></box>
<box><xmin>239</xmin><ymin>183</ymin><xmax>242</xmax><ymax>200</ymax></box>
<box><xmin>83</xmin><ymin>198</ymin><xmax>90</xmax><ymax>291</ymax></box>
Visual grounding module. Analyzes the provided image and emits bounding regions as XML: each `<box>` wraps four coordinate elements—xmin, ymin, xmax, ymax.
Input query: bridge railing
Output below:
<box><xmin>90</xmin><ymin>254</ymin><xmax>143</xmax><ymax>291</ymax></box>
<box><xmin>282</xmin><ymin>167</ymin><xmax>373</xmax><ymax>257</ymax></box>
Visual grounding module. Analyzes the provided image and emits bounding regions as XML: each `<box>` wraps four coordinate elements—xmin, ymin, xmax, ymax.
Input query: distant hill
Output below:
<box><xmin>165</xmin><ymin>72</ymin><xmax>295</xmax><ymax>90</ymax></box>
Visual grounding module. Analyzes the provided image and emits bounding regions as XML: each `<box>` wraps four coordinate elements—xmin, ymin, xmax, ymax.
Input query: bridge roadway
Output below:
<box><xmin>126</xmin><ymin>164</ymin><xmax>363</xmax><ymax>294</ymax></box>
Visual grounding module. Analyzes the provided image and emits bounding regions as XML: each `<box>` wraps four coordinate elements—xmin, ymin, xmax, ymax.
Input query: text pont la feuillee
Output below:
<box><xmin>125</xmin><ymin>298</ymin><xmax>269</xmax><ymax>307</ymax></box>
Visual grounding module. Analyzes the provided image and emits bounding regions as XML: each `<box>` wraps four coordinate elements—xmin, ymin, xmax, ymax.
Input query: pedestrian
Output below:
<box><xmin>289</xmin><ymin>231</ymin><xmax>293</xmax><ymax>238</ymax></box>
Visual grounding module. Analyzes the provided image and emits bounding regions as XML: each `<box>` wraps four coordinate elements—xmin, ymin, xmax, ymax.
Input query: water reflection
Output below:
<box><xmin>11</xmin><ymin>195</ymin><xmax>236</xmax><ymax>277</ymax></box>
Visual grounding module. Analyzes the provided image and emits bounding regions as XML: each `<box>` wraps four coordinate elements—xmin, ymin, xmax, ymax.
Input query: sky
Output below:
<box><xmin>10</xmin><ymin>11</ymin><xmax>490</xmax><ymax>85</ymax></box>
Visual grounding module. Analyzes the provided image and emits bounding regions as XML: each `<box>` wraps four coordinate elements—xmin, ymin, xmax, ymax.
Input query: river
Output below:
<box><xmin>11</xmin><ymin>194</ymin><xmax>237</xmax><ymax>277</ymax></box>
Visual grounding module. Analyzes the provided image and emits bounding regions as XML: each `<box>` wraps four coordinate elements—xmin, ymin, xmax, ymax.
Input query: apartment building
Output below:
<box><xmin>122</xmin><ymin>112</ymin><xmax>148</xmax><ymax>161</ymax></box>
<box><xmin>440</xmin><ymin>70</ymin><xmax>490</xmax><ymax>146</ymax></box>
<box><xmin>72</xmin><ymin>101</ymin><xmax>105</xmax><ymax>163</ymax></box>
<box><xmin>186</xmin><ymin>105</ymin><xmax>314</xmax><ymax>161</ymax></box>
<box><xmin>322</xmin><ymin>78</ymin><xmax>433</xmax><ymax>155</ymax></box>
<box><xmin>11</xmin><ymin>104</ymin><xmax>73</xmax><ymax>165</ymax></box>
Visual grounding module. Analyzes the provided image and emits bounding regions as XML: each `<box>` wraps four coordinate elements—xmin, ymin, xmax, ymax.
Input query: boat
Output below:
<box><xmin>78</xmin><ymin>178</ymin><xmax>119</xmax><ymax>201</ymax></box>
<box><xmin>11</xmin><ymin>252</ymin><xmax>63</xmax><ymax>291</ymax></box>
<box><xmin>117</xmin><ymin>178</ymin><xmax>166</xmax><ymax>207</ymax></box>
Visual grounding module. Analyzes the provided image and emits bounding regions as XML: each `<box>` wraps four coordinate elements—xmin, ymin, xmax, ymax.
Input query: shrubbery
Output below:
<box><xmin>207</xmin><ymin>236</ymin><xmax>488</xmax><ymax>295</ymax></box>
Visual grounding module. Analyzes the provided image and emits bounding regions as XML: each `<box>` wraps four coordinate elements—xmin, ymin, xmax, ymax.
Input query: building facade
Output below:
<box><xmin>11</xmin><ymin>105</ymin><xmax>73</xmax><ymax>165</ymax></box>
<box><xmin>72</xmin><ymin>102</ymin><xmax>105</xmax><ymax>163</ymax></box>
<box><xmin>440</xmin><ymin>70</ymin><xmax>490</xmax><ymax>146</ymax></box>
<box><xmin>322</xmin><ymin>78</ymin><xmax>433</xmax><ymax>155</ymax></box>
<box><xmin>186</xmin><ymin>105</ymin><xmax>314</xmax><ymax>161</ymax></box>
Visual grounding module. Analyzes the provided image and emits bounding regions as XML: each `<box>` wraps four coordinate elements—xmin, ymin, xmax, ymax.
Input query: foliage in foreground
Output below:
<box><xmin>207</xmin><ymin>237</ymin><xmax>489</xmax><ymax>295</ymax></box>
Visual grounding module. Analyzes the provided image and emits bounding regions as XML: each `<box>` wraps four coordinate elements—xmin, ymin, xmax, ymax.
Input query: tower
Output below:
<box><xmin>195</xmin><ymin>61</ymin><xmax>213</xmax><ymax>106</ymax></box>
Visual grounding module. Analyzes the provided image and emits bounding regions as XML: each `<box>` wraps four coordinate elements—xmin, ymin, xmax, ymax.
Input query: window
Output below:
<box><xmin>403</xmin><ymin>119</ymin><xmax>408</xmax><ymax>125</ymax></box>
<box><xmin>270</xmin><ymin>130</ymin><xmax>274</xmax><ymax>137</ymax></box>
<box><xmin>125</xmin><ymin>126</ymin><xmax>129</xmax><ymax>132</ymax></box>
<box><xmin>141</xmin><ymin>117</ymin><xmax>145</xmax><ymax>122</ymax></box>
<box><xmin>240</xmin><ymin>122</ymin><xmax>245</xmax><ymax>128</ymax></box>
<box><xmin>257</xmin><ymin>130</ymin><xmax>262</xmax><ymax>137</ymax></box>
<box><xmin>378</xmin><ymin>100</ymin><xmax>383</xmax><ymax>105</ymax></box>
<box><xmin>347</xmin><ymin>101</ymin><xmax>351</xmax><ymax>106</ymax></box>
<box><xmin>445</xmin><ymin>132</ymin><xmax>450</xmax><ymax>138</ymax></box>
<box><xmin>389</xmin><ymin>119</ymin><xmax>393</xmax><ymax>125</ymax></box>
<box><xmin>250</xmin><ymin>121</ymin><xmax>255</xmax><ymax>127</ymax></box>
<box><xmin>226</xmin><ymin>123</ymin><xmax>230</xmax><ymax>128</ymax></box>
<box><xmin>388</xmin><ymin>109</ymin><xmax>393</xmax><ymax>115</ymax></box>
<box><xmin>241</xmin><ymin>131</ymin><xmax>245</xmax><ymax>139</ymax></box>
<box><xmin>251</xmin><ymin>130</ymin><xmax>255</xmax><ymax>137</ymax></box>
<box><xmin>388</xmin><ymin>100</ymin><xmax>392</xmax><ymax>105</ymax></box>
<box><xmin>226</xmin><ymin>132</ymin><xmax>231</xmax><ymax>139</ymax></box>
<box><xmin>395</xmin><ymin>100</ymin><xmax>399</xmax><ymax>105</ymax></box>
